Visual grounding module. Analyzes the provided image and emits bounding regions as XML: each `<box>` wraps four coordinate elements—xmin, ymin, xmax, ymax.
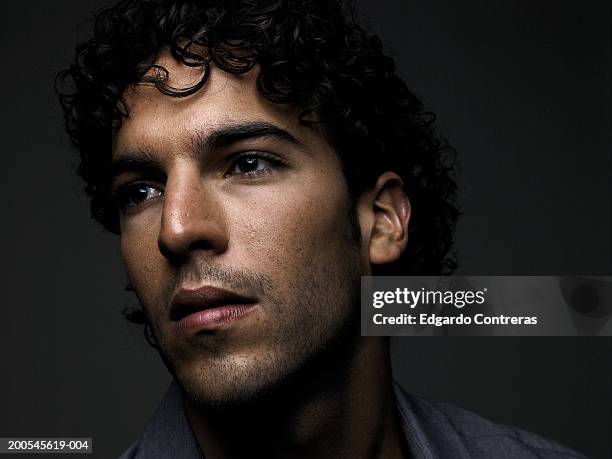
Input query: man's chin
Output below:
<box><xmin>169</xmin><ymin>351</ymin><xmax>301</xmax><ymax>408</ymax></box>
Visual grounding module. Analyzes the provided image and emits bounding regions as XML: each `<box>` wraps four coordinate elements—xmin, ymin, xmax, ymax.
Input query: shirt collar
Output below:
<box><xmin>130</xmin><ymin>380</ymin><xmax>458</xmax><ymax>458</ymax></box>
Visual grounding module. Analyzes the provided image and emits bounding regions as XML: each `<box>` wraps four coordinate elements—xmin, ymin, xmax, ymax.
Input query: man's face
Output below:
<box><xmin>112</xmin><ymin>51</ymin><xmax>369</xmax><ymax>405</ymax></box>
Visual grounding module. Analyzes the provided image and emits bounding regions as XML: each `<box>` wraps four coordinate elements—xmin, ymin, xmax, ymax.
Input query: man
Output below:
<box><xmin>57</xmin><ymin>0</ymin><xmax>585</xmax><ymax>457</ymax></box>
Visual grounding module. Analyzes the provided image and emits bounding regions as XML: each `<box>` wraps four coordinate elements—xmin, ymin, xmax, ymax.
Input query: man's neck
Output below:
<box><xmin>183</xmin><ymin>336</ymin><xmax>408</xmax><ymax>459</ymax></box>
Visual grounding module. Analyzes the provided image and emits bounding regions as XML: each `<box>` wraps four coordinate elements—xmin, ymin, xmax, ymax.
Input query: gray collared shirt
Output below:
<box><xmin>119</xmin><ymin>381</ymin><xmax>586</xmax><ymax>458</ymax></box>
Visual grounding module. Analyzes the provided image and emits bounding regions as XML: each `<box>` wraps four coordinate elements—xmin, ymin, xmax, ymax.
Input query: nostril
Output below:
<box><xmin>188</xmin><ymin>240</ymin><xmax>216</xmax><ymax>252</ymax></box>
<box><xmin>157</xmin><ymin>222</ymin><xmax>189</xmax><ymax>261</ymax></box>
<box><xmin>157</xmin><ymin>238</ymin><xmax>186</xmax><ymax>265</ymax></box>
<box><xmin>157</xmin><ymin>224</ymin><xmax>228</xmax><ymax>264</ymax></box>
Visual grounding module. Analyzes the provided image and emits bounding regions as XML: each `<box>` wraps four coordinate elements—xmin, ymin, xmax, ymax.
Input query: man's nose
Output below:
<box><xmin>157</xmin><ymin>170</ymin><xmax>229</xmax><ymax>263</ymax></box>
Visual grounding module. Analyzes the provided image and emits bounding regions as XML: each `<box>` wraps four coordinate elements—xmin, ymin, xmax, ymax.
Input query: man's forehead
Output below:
<box><xmin>112</xmin><ymin>55</ymin><xmax>334</xmax><ymax>164</ymax></box>
<box><xmin>114</xmin><ymin>52</ymin><xmax>305</xmax><ymax>157</ymax></box>
<box><xmin>119</xmin><ymin>53</ymin><xmax>267</xmax><ymax>125</ymax></box>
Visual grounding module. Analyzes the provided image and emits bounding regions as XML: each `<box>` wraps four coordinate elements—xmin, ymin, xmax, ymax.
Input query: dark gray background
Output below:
<box><xmin>0</xmin><ymin>1</ymin><xmax>610</xmax><ymax>458</ymax></box>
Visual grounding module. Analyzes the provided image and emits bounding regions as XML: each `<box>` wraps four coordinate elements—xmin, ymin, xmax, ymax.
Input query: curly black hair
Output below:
<box><xmin>57</xmin><ymin>0</ymin><xmax>459</xmax><ymax>277</ymax></box>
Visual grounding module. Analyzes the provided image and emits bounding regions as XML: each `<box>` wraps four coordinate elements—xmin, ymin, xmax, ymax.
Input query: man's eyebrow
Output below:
<box><xmin>108</xmin><ymin>122</ymin><xmax>307</xmax><ymax>182</ymax></box>
<box><xmin>199</xmin><ymin>121</ymin><xmax>307</xmax><ymax>153</ymax></box>
<box><xmin>108</xmin><ymin>149</ymin><xmax>165</xmax><ymax>184</ymax></box>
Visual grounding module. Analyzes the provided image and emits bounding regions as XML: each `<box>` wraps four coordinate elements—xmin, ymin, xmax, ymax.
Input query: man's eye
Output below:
<box><xmin>115</xmin><ymin>184</ymin><xmax>163</xmax><ymax>209</ymax></box>
<box><xmin>227</xmin><ymin>153</ymin><xmax>282</xmax><ymax>177</ymax></box>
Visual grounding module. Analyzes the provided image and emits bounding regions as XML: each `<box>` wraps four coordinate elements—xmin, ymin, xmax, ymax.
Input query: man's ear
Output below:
<box><xmin>357</xmin><ymin>172</ymin><xmax>411</xmax><ymax>266</ymax></box>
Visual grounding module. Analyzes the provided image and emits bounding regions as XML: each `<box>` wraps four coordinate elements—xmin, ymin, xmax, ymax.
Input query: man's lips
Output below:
<box><xmin>170</xmin><ymin>286</ymin><xmax>258</xmax><ymax>330</ymax></box>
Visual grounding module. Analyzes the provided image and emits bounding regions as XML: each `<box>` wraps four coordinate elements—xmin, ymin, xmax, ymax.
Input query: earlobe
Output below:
<box><xmin>366</xmin><ymin>172</ymin><xmax>411</xmax><ymax>265</ymax></box>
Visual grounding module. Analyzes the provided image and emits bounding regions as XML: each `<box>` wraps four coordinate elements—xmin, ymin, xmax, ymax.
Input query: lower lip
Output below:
<box><xmin>175</xmin><ymin>304</ymin><xmax>256</xmax><ymax>331</ymax></box>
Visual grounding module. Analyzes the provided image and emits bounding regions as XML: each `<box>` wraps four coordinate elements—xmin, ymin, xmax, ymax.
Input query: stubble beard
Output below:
<box><xmin>146</xmin><ymin>243</ymin><xmax>364</xmax><ymax>409</ymax></box>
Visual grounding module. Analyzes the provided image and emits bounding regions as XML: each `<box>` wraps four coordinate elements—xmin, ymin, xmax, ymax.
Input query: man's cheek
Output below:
<box><xmin>121</xmin><ymin>236</ymin><xmax>165</xmax><ymax>307</ymax></box>
<box><xmin>240</xmin><ymin>213</ymin><xmax>314</xmax><ymax>266</ymax></box>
